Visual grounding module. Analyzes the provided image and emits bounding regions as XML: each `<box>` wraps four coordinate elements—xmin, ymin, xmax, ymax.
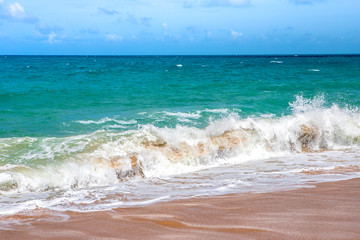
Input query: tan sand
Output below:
<box><xmin>1</xmin><ymin>178</ymin><xmax>360</xmax><ymax>240</ymax></box>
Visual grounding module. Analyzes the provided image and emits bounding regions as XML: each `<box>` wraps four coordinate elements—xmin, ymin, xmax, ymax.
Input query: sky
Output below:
<box><xmin>0</xmin><ymin>0</ymin><xmax>359</xmax><ymax>55</ymax></box>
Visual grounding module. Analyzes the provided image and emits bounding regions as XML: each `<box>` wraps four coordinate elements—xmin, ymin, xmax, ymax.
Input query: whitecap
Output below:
<box><xmin>163</xmin><ymin>111</ymin><xmax>201</xmax><ymax>119</ymax></box>
<box><xmin>200</xmin><ymin>108</ymin><xmax>229</xmax><ymax>114</ymax></box>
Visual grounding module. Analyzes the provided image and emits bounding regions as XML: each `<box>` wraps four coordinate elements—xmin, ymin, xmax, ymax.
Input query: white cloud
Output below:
<box><xmin>162</xmin><ymin>22</ymin><xmax>168</xmax><ymax>35</ymax></box>
<box><xmin>184</xmin><ymin>0</ymin><xmax>251</xmax><ymax>8</ymax></box>
<box><xmin>106</xmin><ymin>33</ymin><xmax>123</xmax><ymax>41</ymax></box>
<box><xmin>9</xmin><ymin>2</ymin><xmax>23</xmax><ymax>17</ymax></box>
<box><xmin>29</xmin><ymin>22</ymin><xmax>64</xmax><ymax>44</ymax></box>
<box><xmin>48</xmin><ymin>32</ymin><xmax>57</xmax><ymax>44</ymax></box>
<box><xmin>0</xmin><ymin>0</ymin><xmax>37</xmax><ymax>23</ymax></box>
<box><xmin>230</xmin><ymin>29</ymin><xmax>243</xmax><ymax>38</ymax></box>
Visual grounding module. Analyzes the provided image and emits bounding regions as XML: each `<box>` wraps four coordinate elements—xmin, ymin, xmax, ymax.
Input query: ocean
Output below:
<box><xmin>1</xmin><ymin>55</ymin><xmax>360</xmax><ymax>215</ymax></box>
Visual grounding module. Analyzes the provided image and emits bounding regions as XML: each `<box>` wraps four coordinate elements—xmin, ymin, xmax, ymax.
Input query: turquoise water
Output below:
<box><xmin>1</xmin><ymin>55</ymin><xmax>360</xmax><ymax>137</ymax></box>
<box><xmin>1</xmin><ymin>55</ymin><xmax>360</xmax><ymax>214</ymax></box>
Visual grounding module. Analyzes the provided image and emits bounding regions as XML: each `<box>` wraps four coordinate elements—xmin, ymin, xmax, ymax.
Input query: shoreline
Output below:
<box><xmin>1</xmin><ymin>178</ymin><xmax>360</xmax><ymax>239</ymax></box>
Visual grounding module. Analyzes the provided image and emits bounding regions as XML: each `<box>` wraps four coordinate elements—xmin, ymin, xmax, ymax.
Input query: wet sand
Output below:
<box><xmin>1</xmin><ymin>178</ymin><xmax>360</xmax><ymax>240</ymax></box>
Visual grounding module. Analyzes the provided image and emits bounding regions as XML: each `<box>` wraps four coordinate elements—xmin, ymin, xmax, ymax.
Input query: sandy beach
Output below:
<box><xmin>1</xmin><ymin>178</ymin><xmax>360</xmax><ymax>240</ymax></box>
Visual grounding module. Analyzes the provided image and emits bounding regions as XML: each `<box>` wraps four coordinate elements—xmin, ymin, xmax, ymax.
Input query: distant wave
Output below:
<box><xmin>75</xmin><ymin>108</ymin><xmax>232</xmax><ymax>128</ymax></box>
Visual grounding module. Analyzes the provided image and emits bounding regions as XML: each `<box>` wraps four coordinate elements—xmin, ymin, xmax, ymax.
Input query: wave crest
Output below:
<box><xmin>1</xmin><ymin>96</ymin><xmax>360</xmax><ymax>193</ymax></box>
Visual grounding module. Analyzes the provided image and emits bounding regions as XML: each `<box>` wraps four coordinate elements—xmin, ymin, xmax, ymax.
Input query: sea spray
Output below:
<box><xmin>1</xmin><ymin>95</ymin><xmax>360</xmax><ymax>196</ymax></box>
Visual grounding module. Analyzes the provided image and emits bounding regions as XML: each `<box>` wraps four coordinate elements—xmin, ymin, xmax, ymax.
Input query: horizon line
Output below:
<box><xmin>1</xmin><ymin>53</ymin><xmax>360</xmax><ymax>57</ymax></box>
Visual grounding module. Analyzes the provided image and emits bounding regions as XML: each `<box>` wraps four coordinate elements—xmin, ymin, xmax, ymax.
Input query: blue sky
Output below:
<box><xmin>0</xmin><ymin>0</ymin><xmax>359</xmax><ymax>55</ymax></box>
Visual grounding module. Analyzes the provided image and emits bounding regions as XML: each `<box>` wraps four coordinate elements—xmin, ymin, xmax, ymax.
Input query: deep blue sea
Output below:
<box><xmin>1</xmin><ymin>55</ymin><xmax>360</xmax><ymax>214</ymax></box>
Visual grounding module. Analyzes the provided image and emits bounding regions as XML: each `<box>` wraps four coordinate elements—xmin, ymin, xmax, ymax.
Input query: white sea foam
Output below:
<box><xmin>201</xmin><ymin>108</ymin><xmax>230</xmax><ymax>114</ymax></box>
<box><xmin>106</xmin><ymin>124</ymin><xmax>127</xmax><ymax>129</ymax></box>
<box><xmin>2</xmin><ymin>149</ymin><xmax>359</xmax><ymax>215</ymax></box>
<box><xmin>1</xmin><ymin>96</ymin><xmax>360</xmax><ymax>214</ymax></box>
<box><xmin>163</xmin><ymin>111</ymin><xmax>201</xmax><ymax>119</ymax></box>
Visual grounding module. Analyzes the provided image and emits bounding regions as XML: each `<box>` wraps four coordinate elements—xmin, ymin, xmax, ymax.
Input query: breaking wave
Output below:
<box><xmin>1</xmin><ymin>95</ymin><xmax>360</xmax><ymax>194</ymax></box>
